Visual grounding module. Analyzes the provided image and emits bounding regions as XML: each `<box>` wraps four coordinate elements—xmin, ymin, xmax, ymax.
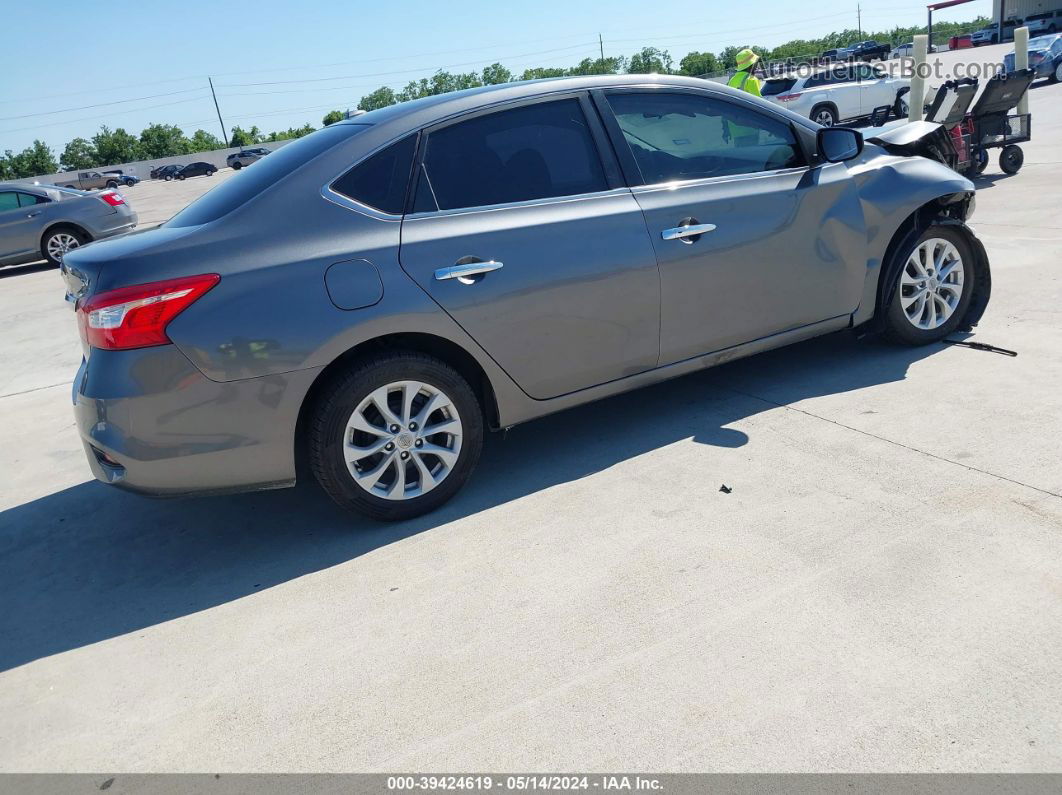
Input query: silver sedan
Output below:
<box><xmin>0</xmin><ymin>182</ymin><xmax>138</xmax><ymax>267</ymax></box>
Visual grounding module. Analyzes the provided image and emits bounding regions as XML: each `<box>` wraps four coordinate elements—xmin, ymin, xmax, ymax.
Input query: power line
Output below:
<box><xmin>0</xmin><ymin>87</ymin><xmax>209</xmax><ymax>122</ymax></box>
<box><xmin>0</xmin><ymin>95</ymin><xmax>211</xmax><ymax>136</ymax></box>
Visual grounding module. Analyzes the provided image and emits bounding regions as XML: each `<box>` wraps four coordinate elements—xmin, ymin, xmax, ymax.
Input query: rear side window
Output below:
<box><xmin>166</xmin><ymin>123</ymin><xmax>368</xmax><ymax>227</ymax></box>
<box><xmin>0</xmin><ymin>192</ymin><xmax>18</xmax><ymax>211</ymax></box>
<box><xmin>17</xmin><ymin>193</ymin><xmax>46</xmax><ymax>206</ymax></box>
<box><xmin>331</xmin><ymin>134</ymin><xmax>416</xmax><ymax>215</ymax></box>
<box><xmin>412</xmin><ymin>98</ymin><xmax>607</xmax><ymax>212</ymax></box>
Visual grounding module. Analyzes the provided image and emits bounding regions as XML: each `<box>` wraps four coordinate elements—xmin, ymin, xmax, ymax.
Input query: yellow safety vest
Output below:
<box><xmin>727</xmin><ymin>69</ymin><xmax>762</xmax><ymax>97</ymax></box>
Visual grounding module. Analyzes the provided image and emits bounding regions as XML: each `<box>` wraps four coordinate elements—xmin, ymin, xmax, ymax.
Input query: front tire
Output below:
<box><xmin>231</xmin><ymin>161</ymin><xmax>243</xmax><ymax>170</ymax></box>
<box><xmin>309</xmin><ymin>352</ymin><xmax>484</xmax><ymax>521</ymax></box>
<box><xmin>883</xmin><ymin>226</ymin><xmax>975</xmax><ymax>345</ymax></box>
<box><xmin>999</xmin><ymin>144</ymin><xmax>1023</xmax><ymax>174</ymax></box>
<box><xmin>164</xmin><ymin>175</ymin><xmax>173</xmax><ymax>181</ymax></box>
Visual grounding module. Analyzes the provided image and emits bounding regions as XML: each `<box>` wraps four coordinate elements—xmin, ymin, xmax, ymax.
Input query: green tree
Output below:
<box><xmin>60</xmin><ymin>137</ymin><xmax>98</xmax><ymax>171</ymax></box>
<box><xmin>679</xmin><ymin>51</ymin><xmax>720</xmax><ymax>76</ymax></box>
<box><xmin>229</xmin><ymin>125</ymin><xmax>262</xmax><ymax>147</ymax></box>
<box><xmin>628</xmin><ymin>47</ymin><xmax>672</xmax><ymax>74</ymax></box>
<box><xmin>358</xmin><ymin>86</ymin><xmax>398</xmax><ymax>112</ymax></box>
<box><xmin>93</xmin><ymin>126</ymin><xmax>140</xmax><ymax>165</ymax></box>
<box><xmin>568</xmin><ymin>56</ymin><xmax>625</xmax><ymax>76</ymax></box>
<box><xmin>0</xmin><ymin>151</ymin><xmax>13</xmax><ymax>180</ymax></box>
<box><xmin>481</xmin><ymin>62</ymin><xmax>512</xmax><ymax>85</ymax></box>
<box><xmin>9</xmin><ymin>140</ymin><xmax>59</xmax><ymax>177</ymax></box>
<box><xmin>520</xmin><ymin>66</ymin><xmax>567</xmax><ymax>81</ymax></box>
<box><xmin>264</xmin><ymin>123</ymin><xmax>316</xmax><ymax>142</ymax></box>
<box><xmin>322</xmin><ymin>110</ymin><xmax>344</xmax><ymax>126</ymax></box>
<box><xmin>188</xmin><ymin>129</ymin><xmax>224</xmax><ymax>152</ymax></box>
<box><xmin>138</xmin><ymin>123</ymin><xmax>191</xmax><ymax>159</ymax></box>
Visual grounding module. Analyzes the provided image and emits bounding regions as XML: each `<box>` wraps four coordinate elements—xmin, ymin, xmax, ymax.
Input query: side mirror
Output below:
<box><xmin>817</xmin><ymin>127</ymin><xmax>864</xmax><ymax>162</ymax></box>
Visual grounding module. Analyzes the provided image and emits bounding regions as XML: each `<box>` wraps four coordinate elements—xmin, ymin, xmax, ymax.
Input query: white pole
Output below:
<box><xmin>1014</xmin><ymin>26</ymin><xmax>1030</xmax><ymax>116</ymax></box>
<box><xmin>908</xmin><ymin>34</ymin><xmax>929</xmax><ymax>122</ymax></box>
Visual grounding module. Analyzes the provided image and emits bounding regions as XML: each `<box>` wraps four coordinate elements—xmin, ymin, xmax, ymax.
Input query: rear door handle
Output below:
<box><xmin>661</xmin><ymin>223</ymin><xmax>716</xmax><ymax>241</ymax></box>
<box><xmin>434</xmin><ymin>260</ymin><xmax>503</xmax><ymax>283</ymax></box>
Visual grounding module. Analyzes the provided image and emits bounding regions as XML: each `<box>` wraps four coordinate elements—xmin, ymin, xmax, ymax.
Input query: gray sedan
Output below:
<box><xmin>0</xmin><ymin>183</ymin><xmax>138</xmax><ymax>267</ymax></box>
<box><xmin>63</xmin><ymin>74</ymin><xmax>990</xmax><ymax>521</ymax></box>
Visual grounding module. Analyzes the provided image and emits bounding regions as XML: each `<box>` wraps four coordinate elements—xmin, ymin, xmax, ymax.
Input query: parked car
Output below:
<box><xmin>762</xmin><ymin>63</ymin><xmax>911</xmax><ymax>126</ymax></box>
<box><xmin>1024</xmin><ymin>10</ymin><xmax>1060</xmax><ymax>35</ymax></box>
<box><xmin>62</xmin><ymin>74</ymin><xmax>990</xmax><ymax>521</ymax></box>
<box><xmin>103</xmin><ymin>172</ymin><xmax>140</xmax><ymax>188</ymax></box>
<box><xmin>151</xmin><ymin>164</ymin><xmax>183</xmax><ymax>181</ymax></box>
<box><xmin>972</xmin><ymin>19</ymin><xmax>1021</xmax><ymax>45</ymax></box>
<box><xmin>226</xmin><ymin>147</ymin><xmax>271</xmax><ymax>169</ymax></box>
<box><xmin>890</xmin><ymin>41</ymin><xmax>940</xmax><ymax>58</ymax></box>
<box><xmin>820</xmin><ymin>48</ymin><xmax>850</xmax><ymax>62</ymax></box>
<box><xmin>176</xmin><ymin>162</ymin><xmax>217</xmax><ymax>179</ymax></box>
<box><xmin>848</xmin><ymin>40</ymin><xmax>891</xmax><ymax>61</ymax></box>
<box><xmin>1004</xmin><ymin>34</ymin><xmax>1062</xmax><ymax>82</ymax></box>
<box><xmin>0</xmin><ymin>183</ymin><xmax>137</xmax><ymax>267</ymax></box>
<box><xmin>949</xmin><ymin>34</ymin><xmax>974</xmax><ymax>50</ymax></box>
<box><xmin>55</xmin><ymin>171</ymin><xmax>123</xmax><ymax>191</ymax></box>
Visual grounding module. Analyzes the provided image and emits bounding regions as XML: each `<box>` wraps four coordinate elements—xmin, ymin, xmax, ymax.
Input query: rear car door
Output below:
<box><xmin>596</xmin><ymin>88</ymin><xmax>867</xmax><ymax>364</ymax></box>
<box><xmin>398</xmin><ymin>94</ymin><xmax>661</xmax><ymax>400</ymax></box>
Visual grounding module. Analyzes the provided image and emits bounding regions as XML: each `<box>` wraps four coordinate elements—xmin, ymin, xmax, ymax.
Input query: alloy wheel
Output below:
<box><xmin>343</xmin><ymin>380</ymin><xmax>463</xmax><ymax>501</ymax></box>
<box><xmin>47</xmin><ymin>232</ymin><xmax>80</xmax><ymax>262</ymax></box>
<box><xmin>898</xmin><ymin>237</ymin><xmax>965</xmax><ymax>330</ymax></box>
<box><xmin>814</xmin><ymin>108</ymin><xmax>835</xmax><ymax>126</ymax></box>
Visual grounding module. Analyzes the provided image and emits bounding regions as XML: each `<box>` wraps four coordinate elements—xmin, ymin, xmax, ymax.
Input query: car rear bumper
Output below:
<box><xmin>73</xmin><ymin>345</ymin><xmax>322</xmax><ymax>496</ymax></box>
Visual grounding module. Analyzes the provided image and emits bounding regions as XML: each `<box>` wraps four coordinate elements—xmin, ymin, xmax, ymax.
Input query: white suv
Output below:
<box><xmin>761</xmin><ymin>63</ymin><xmax>911</xmax><ymax>126</ymax></box>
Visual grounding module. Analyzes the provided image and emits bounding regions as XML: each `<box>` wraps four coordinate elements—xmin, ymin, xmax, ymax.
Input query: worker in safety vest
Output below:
<box><xmin>727</xmin><ymin>48</ymin><xmax>762</xmax><ymax>97</ymax></box>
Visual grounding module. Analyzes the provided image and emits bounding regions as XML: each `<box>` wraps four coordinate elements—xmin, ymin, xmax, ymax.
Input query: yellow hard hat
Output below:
<box><xmin>735</xmin><ymin>48</ymin><xmax>760</xmax><ymax>70</ymax></box>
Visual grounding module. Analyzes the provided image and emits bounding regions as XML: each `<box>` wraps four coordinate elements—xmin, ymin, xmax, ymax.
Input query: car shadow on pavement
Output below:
<box><xmin>0</xmin><ymin>261</ymin><xmax>54</xmax><ymax>280</ymax></box>
<box><xmin>0</xmin><ymin>331</ymin><xmax>945</xmax><ymax>672</ymax></box>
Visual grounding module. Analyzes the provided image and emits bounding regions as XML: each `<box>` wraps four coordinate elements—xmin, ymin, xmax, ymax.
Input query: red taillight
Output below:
<box><xmin>99</xmin><ymin>191</ymin><xmax>125</xmax><ymax>207</ymax></box>
<box><xmin>77</xmin><ymin>274</ymin><xmax>220</xmax><ymax>350</ymax></box>
<box><xmin>777</xmin><ymin>92</ymin><xmax>803</xmax><ymax>102</ymax></box>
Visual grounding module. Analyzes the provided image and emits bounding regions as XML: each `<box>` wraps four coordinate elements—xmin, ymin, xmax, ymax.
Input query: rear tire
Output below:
<box><xmin>882</xmin><ymin>226</ymin><xmax>975</xmax><ymax>345</ymax></box>
<box><xmin>1050</xmin><ymin>61</ymin><xmax>1062</xmax><ymax>83</ymax></box>
<box><xmin>41</xmin><ymin>226</ymin><xmax>88</xmax><ymax>267</ymax></box>
<box><xmin>811</xmin><ymin>103</ymin><xmax>838</xmax><ymax>126</ymax></box>
<box><xmin>164</xmin><ymin>175</ymin><xmax>173</xmax><ymax>181</ymax></box>
<box><xmin>105</xmin><ymin>180</ymin><xmax>119</xmax><ymax>189</ymax></box>
<box><xmin>893</xmin><ymin>87</ymin><xmax>911</xmax><ymax>118</ymax></box>
<box><xmin>999</xmin><ymin>145</ymin><xmax>1023</xmax><ymax>174</ymax></box>
<box><xmin>231</xmin><ymin>161</ymin><xmax>243</xmax><ymax>170</ymax></box>
<box><xmin>309</xmin><ymin>351</ymin><xmax>484</xmax><ymax>521</ymax></box>
<box><xmin>177</xmin><ymin>174</ymin><xmax>186</xmax><ymax>180</ymax></box>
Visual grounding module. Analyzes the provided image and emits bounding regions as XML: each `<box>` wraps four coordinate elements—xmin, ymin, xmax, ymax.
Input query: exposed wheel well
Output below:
<box><xmin>810</xmin><ymin>102</ymin><xmax>838</xmax><ymax>121</ymax></box>
<box><xmin>293</xmin><ymin>332</ymin><xmax>501</xmax><ymax>481</ymax></box>
<box><xmin>40</xmin><ymin>222</ymin><xmax>91</xmax><ymax>249</ymax></box>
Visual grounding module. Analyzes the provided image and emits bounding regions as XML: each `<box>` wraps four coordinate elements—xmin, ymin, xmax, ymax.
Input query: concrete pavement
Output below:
<box><xmin>1</xmin><ymin>74</ymin><xmax>1060</xmax><ymax>772</ymax></box>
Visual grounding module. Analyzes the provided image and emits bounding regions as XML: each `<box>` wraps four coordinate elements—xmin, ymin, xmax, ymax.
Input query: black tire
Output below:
<box><xmin>893</xmin><ymin>87</ymin><xmax>911</xmax><ymax>118</ymax></box>
<box><xmin>105</xmin><ymin>180</ymin><xmax>119</xmax><ymax>189</ymax></box>
<box><xmin>999</xmin><ymin>144</ymin><xmax>1023</xmax><ymax>174</ymax></box>
<box><xmin>164</xmin><ymin>175</ymin><xmax>173</xmax><ymax>181</ymax></box>
<box><xmin>1049</xmin><ymin>60</ymin><xmax>1061</xmax><ymax>83</ymax></box>
<box><xmin>231</xmin><ymin>161</ymin><xmax>243</xmax><ymax>170</ymax></box>
<box><xmin>810</xmin><ymin>103</ymin><xmax>838</xmax><ymax>127</ymax></box>
<box><xmin>882</xmin><ymin>225</ymin><xmax>976</xmax><ymax>345</ymax></box>
<box><xmin>41</xmin><ymin>226</ymin><xmax>88</xmax><ymax>267</ymax></box>
<box><xmin>309</xmin><ymin>351</ymin><xmax>484</xmax><ymax>521</ymax></box>
<box><xmin>207</xmin><ymin>169</ymin><xmax>216</xmax><ymax>176</ymax></box>
<box><xmin>967</xmin><ymin>148</ymin><xmax>989</xmax><ymax>176</ymax></box>
<box><xmin>177</xmin><ymin>173</ymin><xmax>186</xmax><ymax>180</ymax></box>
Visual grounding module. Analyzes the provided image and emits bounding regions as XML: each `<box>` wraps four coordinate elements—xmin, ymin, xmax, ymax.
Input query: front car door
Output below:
<box><xmin>0</xmin><ymin>191</ymin><xmax>41</xmax><ymax>263</ymax></box>
<box><xmin>398</xmin><ymin>94</ymin><xmax>661</xmax><ymax>400</ymax></box>
<box><xmin>595</xmin><ymin>88</ymin><xmax>867</xmax><ymax>364</ymax></box>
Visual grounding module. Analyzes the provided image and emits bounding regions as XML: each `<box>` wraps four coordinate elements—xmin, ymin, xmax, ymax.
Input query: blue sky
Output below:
<box><xmin>2</xmin><ymin>0</ymin><xmax>991</xmax><ymax>155</ymax></box>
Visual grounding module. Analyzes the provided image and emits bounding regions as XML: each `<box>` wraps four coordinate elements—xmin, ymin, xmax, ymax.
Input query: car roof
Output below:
<box><xmin>332</xmin><ymin>74</ymin><xmax>778</xmax><ymax>133</ymax></box>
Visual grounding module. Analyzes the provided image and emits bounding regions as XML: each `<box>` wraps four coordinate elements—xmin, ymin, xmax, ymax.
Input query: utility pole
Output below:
<box><xmin>599</xmin><ymin>33</ymin><xmax>605</xmax><ymax>63</ymax></box>
<box><xmin>857</xmin><ymin>4</ymin><xmax>862</xmax><ymax>37</ymax></box>
<box><xmin>208</xmin><ymin>77</ymin><xmax>227</xmax><ymax>146</ymax></box>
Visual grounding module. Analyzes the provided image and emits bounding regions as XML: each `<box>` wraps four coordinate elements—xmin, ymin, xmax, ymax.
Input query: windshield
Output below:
<box><xmin>166</xmin><ymin>123</ymin><xmax>369</xmax><ymax>227</ymax></box>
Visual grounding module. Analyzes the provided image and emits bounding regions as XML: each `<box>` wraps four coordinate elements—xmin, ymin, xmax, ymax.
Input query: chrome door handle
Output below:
<box><xmin>661</xmin><ymin>223</ymin><xmax>716</xmax><ymax>241</ymax></box>
<box><xmin>434</xmin><ymin>260</ymin><xmax>503</xmax><ymax>283</ymax></box>
<box><xmin>27</xmin><ymin>211</ymin><xmax>41</xmax><ymax>218</ymax></box>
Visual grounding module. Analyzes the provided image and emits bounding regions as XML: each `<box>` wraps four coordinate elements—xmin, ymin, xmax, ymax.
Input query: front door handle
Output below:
<box><xmin>26</xmin><ymin>211</ymin><xmax>41</xmax><ymax>218</ymax></box>
<box><xmin>434</xmin><ymin>259</ymin><xmax>503</xmax><ymax>284</ymax></box>
<box><xmin>662</xmin><ymin>223</ymin><xmax>716</xmax><ymax>241</ymax></box>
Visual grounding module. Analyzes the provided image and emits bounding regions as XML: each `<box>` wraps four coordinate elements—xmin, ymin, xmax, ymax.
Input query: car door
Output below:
<box><xmin>856</xmin><ymin>64</ymin><xmax>888</xmax><ymax>115</ymax></box>
<box><xmin>595</xmin><ymin>89</ymin><xmax>867</xmax><ymax>364</ymax></box>
<box><xmin>398</xmin><ymin>94</ymin><xmax>661</xmax><ymax>400</ymax></box>
<box><xmin>0</xmin><ymin>191</ymin><xmax>40</xmax><ymax>262</ymax></box>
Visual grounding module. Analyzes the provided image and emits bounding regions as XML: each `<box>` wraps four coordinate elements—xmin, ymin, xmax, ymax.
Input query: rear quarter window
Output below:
<box><xmin>166</xmin><ymin>124</ymin><xmax>369</xmax><ymax>227</ymax></box>
<box><xmin>330</xmin><ymin>134</ymin><xmax>417</xmax><ymax>215</ymax></box>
